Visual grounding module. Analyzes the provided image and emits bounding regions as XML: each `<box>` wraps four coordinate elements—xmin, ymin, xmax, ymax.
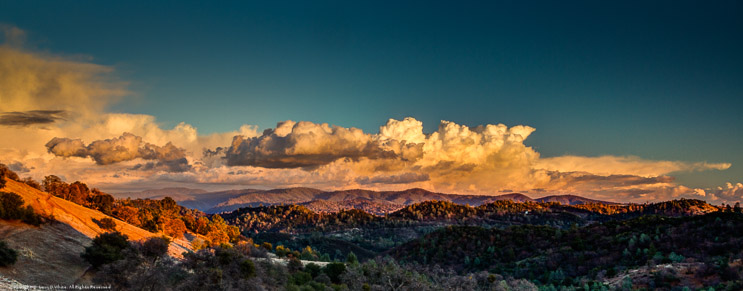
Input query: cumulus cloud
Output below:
<box><xmin>703</xmin><ymin>182</ymin><xmax>743</xmax><ymax>203</ymax></box>
<box><xmin>45</xmin><ymin>133</ymin><xmax>191</xmax><ymax>172</ymax></box>
<box><xmin>536</xmin><ymin>155</ymin><xmax>731</xmax><ymax>177</ymax></box>
<box><xmin>0</xmin><ymin>110</ymin><xmax>66</xmax><ymax>126</ymax></box>
<box><xmin>225</xmin><ymin>120</ymin><xmax>392</xmax><ymax>168</ymax></box>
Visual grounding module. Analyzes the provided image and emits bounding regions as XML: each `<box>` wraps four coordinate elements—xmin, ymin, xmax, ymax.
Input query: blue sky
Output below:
<box><xmin>1</xmin><ymin>0</ymin><xmax>741</xmax><ymax>194</ymax></box>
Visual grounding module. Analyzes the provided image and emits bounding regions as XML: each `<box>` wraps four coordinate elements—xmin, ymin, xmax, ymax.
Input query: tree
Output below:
<box><xmin>734</xmin><ymin>202</ymin><xmax>741</xmax><ymax>214</ymax></box>
<box><xmin>89</xmin><ymin>192</ymin><xmax>115</xmax><ymax>215</ymax></box>
<box><xmin>112</xmin><ymin>205</ymin><xmax>140</xmax><ymax>226</ymax></box>
<box><xmin>0</xmin><ymin>164</ymin><xmax>19</xmax><ymax>182</ymax></box>
<box><xmin>346</xmin><ymin>251</ymin><xmax>358</xmax><ymax>265</ymax></box>
<box><xmin>195</xmin><ymin>217</ymin><xmax>210</xmax><ymax>235</ymax></box>
<box><xmin>287</xmin><ymin>257</ymin><xmax>303</xmax><ymax>273</ymax></box>
<box><xmin>21</xmin><ymin>177</ymin><xmax>42</xmax><ymax>190</ymax></box>
<box><xmin>0</xmin><ymin>192</ymin><xmax>40</xmax><ymax>225</ymax></box>
<box><xmin>0</xmin><ymin>192</ymin><xmax>24</xmax><ymax>219</ymax></box>
<box><xmin>98</xmin><ymin>217</ymin><xmax>117</xmax><ymax>231</ymax></box>
<box><xmin>323</xmin><ymin>262</ymin><xmax>346</xmax><ymax>284</ymax></box>
<box><xmin>162</xmin><ymin>217</ymin><xmax>187</xmax><ymax>238</ymax></box>
<box><xmin>0</xmin><ymin>241</ymin><xmax>18</xmax><ymax>267</ymax></box>
<box><xmin>43</xmin><ymin>175</ymin><xmax>64</xmax><ymax>197</ymax></box>
<box><xmin>81</xmin><ymin>232</ymin><xmax>130</xmax><ymax>268</ymax></box>
<box><xmin>139</xmin><ymin>237</ymin><xmax>170</xmax><ymax>259</ymax></box>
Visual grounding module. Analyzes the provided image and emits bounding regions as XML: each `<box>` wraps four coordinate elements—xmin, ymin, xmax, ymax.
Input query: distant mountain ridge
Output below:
<box><xmin>132</xmin><ymin>186</ymin><xmax>619</xmax><ymax>214</ymax></box>
<box><xmin>113</xmin><ymin>187</ymin><xmax>208</xmax><ymax>199</ymax></box>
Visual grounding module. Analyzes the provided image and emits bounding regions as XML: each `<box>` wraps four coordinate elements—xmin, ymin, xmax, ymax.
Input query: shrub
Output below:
<box><xmin>81</xmin><ymin>232</ymin><xmax>130</xmax><ymax>268</ymax></box>
<box><xmin>138</xmin><ymin>237</ymin><xmax>170</xmax><ymax>259</ymax></box>
<box><xmin>323</xmin><ymin>262</ymin><xmax>346</xmax><ymax>284</ymax></box>
<box><xmin>97</xmin><ymin>217</ymin><xmax>117</xmax><ymax>231</ymax></box>
<box><xmin>0</xmin><ymin>241</ymin><xmax>18</xmax><ymax>267</ymax></box>
<box><xmin>21</xmin><ymin>177</ymin><xmax>42</xmax><ymax>190</ymax></box>
<box><xmin>0</xmin><ymin>192</ymin><xmax>42</xmax><ymax>225</ymax></box>
<box><xmin>0</xmin><ymin>164</ymin><xmax>19</xmax><ymax>182</ymax></box>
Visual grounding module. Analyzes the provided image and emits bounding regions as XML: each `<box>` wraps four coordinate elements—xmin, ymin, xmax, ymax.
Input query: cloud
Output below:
<box><xmin>536</xmin><ymin>155</ymin><xmax>731</xmax><ymax>177</ymax></box>
<box><xmin>0</xmin><ymin>43</ymin><xmax>127</xmax><ymax>120</ymax></box>
<box><xmin>0</xmin><ymin>24</ymin><xmax>26</xmax><ymax>48</ymax></box>
<box><xmin>225</xmin><ymin>120</ymin><xmax>392</xmax><ymax>168</ymax></box>
<box><xmin>5</xmin><ymin>161</ymin><xmax>31</xmax><ymax>173</ymax></box>
<box><xmin>45</xmin><ymin>133</ymin><xmax>191</xmax><ymax>172</ymax></box>
<box><xmin>0</xmin><ymin>110</ymin><xmax>66</xmax><ymax>126</ymax></box>
<box><xmin>702</xmin><ymin>182</ymin><xmax>743</xmax><ymax>203</ymax></box>
<box><xmin>356</xmin><ymin>172</ymin><xmax>430</xmax><ymax>185</ymax></box>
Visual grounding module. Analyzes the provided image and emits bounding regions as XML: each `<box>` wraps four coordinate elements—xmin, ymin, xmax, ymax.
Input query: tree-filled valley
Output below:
<box><xmin>1</xmin><ymin>165</ymin><xmax>742</xmax><ymax>290</ymax></box>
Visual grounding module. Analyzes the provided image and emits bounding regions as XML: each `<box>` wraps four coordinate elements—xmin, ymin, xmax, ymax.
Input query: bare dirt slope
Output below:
<box><xmin>0</xmin><ymin>220</ymin><xmax>91</xmax><ymax>286</ymax></box>
<box><xmin>0</xmin><ymin>180</ymin><xmax>195</xmax><ymax>285</ymax></box>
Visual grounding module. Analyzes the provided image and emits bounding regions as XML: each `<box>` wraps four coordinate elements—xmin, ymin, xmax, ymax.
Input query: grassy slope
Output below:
<box><xmin>0</xmin><ymin>180</ymin><xmax>195</xmax><ymax>285</ymax></box>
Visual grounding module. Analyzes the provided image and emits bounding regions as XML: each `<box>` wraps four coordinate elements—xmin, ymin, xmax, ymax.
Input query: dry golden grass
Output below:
<box><xmin>0</xmin><ymin>179</ymin><xmax>198</xmax><ymax>285</ymax></box>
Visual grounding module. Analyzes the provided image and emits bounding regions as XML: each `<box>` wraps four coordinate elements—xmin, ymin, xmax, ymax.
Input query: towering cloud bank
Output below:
<box><xmin>225</xmin><ymin>120</ymin><xmax>389</xmax><ymax>168</ymax></box>
<box><xmin>220</xmin><ymin>118</ymin><xmax>542</xmax><ymax>191</ymax></box>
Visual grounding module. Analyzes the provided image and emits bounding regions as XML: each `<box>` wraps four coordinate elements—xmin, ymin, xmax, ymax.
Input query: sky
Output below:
<box><xmin>0</xmin><ymin>1</ymin><xmax>741</xmax><ymax>203</ymax></box>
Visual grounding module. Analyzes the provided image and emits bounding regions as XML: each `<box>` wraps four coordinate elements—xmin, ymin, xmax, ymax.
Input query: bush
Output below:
<box><xmin>323</xmin><ymin>262</ymin><xmax>346</xmax><ymax>284</ymax></box>
<box><xmin>139</xmin><ymin>237</ymin><xmax>170</xmax><ymax>259</ymax></box>
<box><xmin>81</xmin><ymin>232</ymin><xmax>130</xmax><ymax>268</ymax></box>
<box><xmin>0</xmin><ymin>164</ymin><xmax>19</xmax><ymax>183</ymax></box>
<box><xmin>21</xmin><ymin>177</ymin><xmax>42</xmax><ymax>190</ymax></box>
<box><xmin>0</xmin><ymin>241</ymin><xmax>18</xmax><ymax>267</ymax></box>
<box><xmin>97</xmin><ymin>217</ymin><xmax>117</xmax><ymax>231</ymax></box>
<box><xmin>0</xmin><ymin>192</ymin><xmax>42</xmax><ymax>225</ymax></box>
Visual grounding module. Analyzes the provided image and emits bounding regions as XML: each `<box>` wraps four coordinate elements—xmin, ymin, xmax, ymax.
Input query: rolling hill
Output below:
<box><xmin>0</xmin><ymin>179</ymin><xmax>195</xmax><ymax>286</ymax></box>
<box><xmin>147</xmin><ymin>186</ymin><xmax>617</xmax><ymax>214</ymax></box>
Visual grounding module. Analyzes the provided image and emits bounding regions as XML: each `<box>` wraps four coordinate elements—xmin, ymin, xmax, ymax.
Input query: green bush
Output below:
<box><xmin>323</xmin><ymin>262</ymin><xmax>346</xmax><ymax>284</ymax></box>
<box><xmin>0</xmin><ymin>241</ymin><xmax>18</xmax><ymax>267</ymax></box>
<box><xmin>0</xmin><ymin>192</ymin><xmax>42</xmax><ymax>225</ymax></box>
<box><xmin>81</xmin><ymin>232</ymin><xmax>130</xmax><ymax>268</ymax></box>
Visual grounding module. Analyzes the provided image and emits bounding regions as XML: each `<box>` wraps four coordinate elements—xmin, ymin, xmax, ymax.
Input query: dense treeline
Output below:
<box><xmin>224</xmin><ymin>198</ymin><xmax>724</xmax><ymax>236</ymax></box>
<box><xmin>84</xmin><ymin>231</ymin><xmax>543</xmax><ymax>291</ymax></box>
<box><xmin>222</xmin><ymin>204</ymin><xmax>381</xmax><ymax>234</ymax></box>
<box><xmin>391</xmin><ymin>212</ymin><xmax>743</xmax><ymax>289</ymax></box>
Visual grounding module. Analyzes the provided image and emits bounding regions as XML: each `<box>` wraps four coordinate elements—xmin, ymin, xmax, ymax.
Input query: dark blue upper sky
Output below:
<box><xmin>2</xmin><ymin>0</ymin><xmax>741</xmax><ymax>187</ymax></box>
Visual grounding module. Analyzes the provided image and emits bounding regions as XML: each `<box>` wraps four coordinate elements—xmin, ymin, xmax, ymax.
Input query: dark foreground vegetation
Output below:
<box><xmin>84</xmin><ymin>231</ymin><xmax>542</xmax><ymax>291</ymax></box>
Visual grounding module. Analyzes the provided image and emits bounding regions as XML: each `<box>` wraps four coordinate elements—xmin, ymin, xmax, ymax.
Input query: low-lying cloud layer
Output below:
<box><xmin>1</xmin><ymin>25</ymin><xmax>740</xmax><ymax>204</ymax></box>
